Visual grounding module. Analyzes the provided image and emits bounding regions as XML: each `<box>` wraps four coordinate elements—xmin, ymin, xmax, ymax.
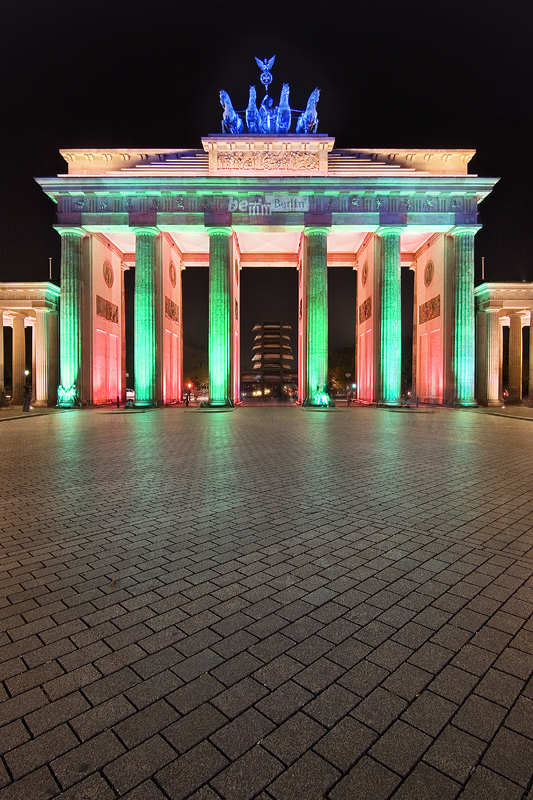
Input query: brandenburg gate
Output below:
<box><xmin>34</xmin><ymin>60</ymin><xmax>498</xmax><ymax>409</ymax></box>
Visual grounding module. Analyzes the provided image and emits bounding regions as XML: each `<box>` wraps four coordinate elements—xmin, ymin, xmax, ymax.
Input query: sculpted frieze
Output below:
<box><xmin>217</xmin><ymin>151</ymin><xmax>320</xmax><ymax>172</ymax></box>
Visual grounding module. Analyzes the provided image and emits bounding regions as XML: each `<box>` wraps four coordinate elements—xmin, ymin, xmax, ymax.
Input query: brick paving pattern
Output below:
<box><xmin>0</xmin><ymin>404</ymin><xmax>532</xmax><ymax>799</ymax></box>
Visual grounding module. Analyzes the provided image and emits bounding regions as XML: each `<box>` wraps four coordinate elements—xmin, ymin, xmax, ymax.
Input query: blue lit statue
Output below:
<box><xmin>259</xmin><ymin>93</ymin><xmax>277</xmax><ymax>134</ymax></box>
<box><xmin>245</xmin><ymin>86</ymin><xmax>261</xmax><ymax>134</ymax></box>
<box><xmin>276</xmin><ymin>83</ymin><xmax>291</xmax><ymax>133</ymax></box>
<box><xmin>296</xmin><ymin>88</ymin><xmax>320</xmax><ymax>134</ymax></box>
<box><xmin>219</xmin><ymin>57</ymin><xmax>320</xmax><ymax>136</ymax></box>
<box><xmin>219</xmin><ymin>90</ymin><xmax>244</xmax><ymax>134</ymax></box>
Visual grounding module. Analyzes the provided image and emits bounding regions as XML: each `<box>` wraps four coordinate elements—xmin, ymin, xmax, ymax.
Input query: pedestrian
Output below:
<box><xmin>22</xmin><ymin>384</ymin><xmax>32</xmax><ymax>412</ymax></box>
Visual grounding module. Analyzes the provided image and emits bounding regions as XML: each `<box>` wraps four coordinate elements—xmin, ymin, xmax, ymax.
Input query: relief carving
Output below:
<box><xmin>96</xmin><ymin>296</ymin><xmax>118</xmax><ymax>324</ymax></box>
<box><xmin>359</xmin><ymin>296</ymin><xmax>372</xmax><ymax>324</ymax></box>
<box><xmin>419</xmin><ymin>295</ymin><xmax>440</xmax><ymax>324</ymax></box>
<box><xmin>165</xmin><ymin>296</ymin><xmax>179</xmax><ymax>323</ymax></box>
<box><xmin>217</xmin><ymin>151</ymin><xmax>320</xmax><ymax>171</ymax></box>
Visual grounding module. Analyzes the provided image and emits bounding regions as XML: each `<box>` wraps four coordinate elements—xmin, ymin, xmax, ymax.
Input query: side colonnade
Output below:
<box><xmin>0</xmin><ymin>283</ymin><xmax>60</xmax><ymax>406</ymax></box>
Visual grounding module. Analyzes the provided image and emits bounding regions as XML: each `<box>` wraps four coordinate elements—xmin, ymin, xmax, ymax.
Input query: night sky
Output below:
<box><xmin>1</xmin><ymin>0</ymin><xmax>532</xmax><ymax>360</ymax></box>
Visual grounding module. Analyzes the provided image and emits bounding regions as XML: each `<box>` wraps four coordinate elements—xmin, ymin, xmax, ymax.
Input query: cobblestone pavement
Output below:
<box><xmin>0</xmin><ymin>405</ymin><xmax>532</xmax><ymax>800</ymax></box>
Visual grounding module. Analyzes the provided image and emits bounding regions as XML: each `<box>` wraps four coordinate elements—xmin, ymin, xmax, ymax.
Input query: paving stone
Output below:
<box><xmin>121</xmin><ymin>779</ymin><xmax>169</xmax><ymax>800</ymax></box>
<box><xmin>304</xmin><ymin>684</ymin><xmax>359</xmax><ymax>727</ymax></box>
<box><xmin>474</xmin><ymin>668</ymin><xmax>525</xmax><ymax>707</ymax></box>
<box><xmin>401</xmin><ymin>691</ymin><xmax>457</xmax><ymax>736</ymax></box>
<box><xmin>328</xmin><ymin>755</ymin><xmax>401</xmax><ymax>800</ymax></box>
<box><xmin>211</xmin><ymin>676</ymin><xmax>269</xmax><ymax>719</ymax></box>
<box><xmin>104</xmin><ymin>734</ymin><xmax>176</xmax><ymax>794</ymax></box>
<box><xmin>504</xmin><ymin>695</ymin><xmax>533</xmax><ymax>738</ymax></box>
<box><xmin>428</xmin><ymin>664</ymin><xmax>479</xmax><ymax>703</ymax></box>
<box><xmin>155</xmin><ymin>740</ymin><xmax>228</xmax><ymax>799</ymax></box>
<box><xmin>423</xmin><ymin>724</ymin><xmax>486</xmax><ymax>782</ymax></box>
<box><xmin>210</xmin><ymin>745</ymin><xmax>284</xmax><ymax>800</ymax></box>
<box><xmin>255</xmin><ymin>680</ymin><xmax>313</xmax><ymax>724</ymax></box>
<box><xmin>114</xmin><ymin>699</ymin><xmax>179</xmax><ymax>748</ymax></box>
<box><xmin>370</xmin><ymin>720</ymin><xmax>432</xmax><ymax>776</ymax></box>
<box><xmin>293</xmin><ymin>657</ymin><xmax>344</xmax><ymax>694</ymax></box>
<box><xmin>452</xmin><ymin>694</ymin><xmax>507</xmax><ymax>741</ymax></box>
<box><xmin>483</xmin><ymin>728</ymin><xmax>533</xmax><ymax>787</ymax></box>
<box><xmin>459</xmin><ymin>765</ymin><xmax>524</xmax><ymax>800</ymax></box>
<box><xmin>210</xmin><ymin>707</ymin><xmax>275</xmax><ymax>759</ymax></box>
<box><xmin>0</xmin><ymin>765</ymin><xmax>59</xmax><ymax>800</ymax></box>
<box><xmin>268</xmin><ymin>750</ymin><xmax>340</xmax><ymax>800</ymax></box>
<box><xmin>5</xmin><ymin>723</ymin><xmax>79</xmax><ymax>779</ymax></box>
<box><xmin>57</xmin><ymin>771</ymin><xmax>117</xmax><ymax>799</ymax></box>
<box><xmin>382</xmin><ymin>662</ymin><xmax>432</xmax><ymax>701</ymax></box>
<box><xmin>163</xmin><ymin>703</ymin><xmax>227</xmax><ymax>753</ymax></box>
<box><xmin>313</xmin><ymin>715</ymin><xmax>377</xmax><ymax>771</ymax></box>
<box><xmin>262</xmin><ymin>712</ymin><xmax>325</xmax><ymax>765</ymax></box>
<box><xmin>167</xmin><ymin>673</ymin><xmax>226</xmax><ymax>715</ymax></box>
<box><xmin>390</xmin><ymin>761</ymin><xmax>460</xmax><ymax>799</ymax></box>
<box><xmin>351</xmin><ymin>687</ymin><xmax>407</xmax><ymax>733</ymax></box>
<box><xmin>51</xmin><ymin>729</ymin><xmax>125</xmax><ymax>788</ymax></box>
<box><xmin>25</xmin><ymin>691</ymin><xmax>91</xmax><ymax>737</ymax></box>
<box><xmin>70</xmin><ymin>694</ymin><xmax>135</xmax><ymax>741</ymax></box>
<box><xmin>253</xmin><ymin>654</ymin><xmax>303</xmax><ymax>690</ymax></box>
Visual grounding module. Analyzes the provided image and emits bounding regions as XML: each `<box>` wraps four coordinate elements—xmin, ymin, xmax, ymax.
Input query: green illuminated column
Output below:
<box><xmin>453</xmin><ymin>228</ymin><xmax>477</xmax><ymax>405</ymax></box>
<box><xmin>379</xmin><ymin>227</ymin><xmax>402</xmax><ymax>405</ymax></box>
<box><xmin>57</xmin><ymin>226</ymin><xmax>84</xmax><ymax>406</ymax></box>
<box><xmin>133</xmin><ymin>227</ymin><xmax>158</xmax><ymax>406</ymax></box>
<box><xmin>304</xmin><ymin>227</ymin><xmax>331</xmax><ymax>406</ymax></box>
<box><xmin>206</xmin><ymin>227</ymin><xmax>232</xmax><ymax>407</ymax></box>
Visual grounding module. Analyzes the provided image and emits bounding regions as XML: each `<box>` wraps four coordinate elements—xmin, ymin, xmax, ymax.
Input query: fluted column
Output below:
<box><xmin>379</xmin><ymin>227</ymin><xmax>402</xmax><ymax>405</ymax></box>
<box><xmin>508</xmin><ymin>313</ymin><xmax>523</xmax><ymax>404</ymax></box>
<box><xmin>453</xmin><ymin>228</ymin><xmax>477</xmax><ymax>405</ymax></box>
<box><xmin>0</xmin><ymin>311</ymin><xmax>4</xmax><ymax>394</ymax></box>
<box><xmin>12</xmin><ymin>315</ymin><xmax>26</xmax><ymax>404</ymax></box>
<box><xmin>34</xmin><ymin>308</ymin><xmax>50</xmax><ymax>406</ymax></box>
<box><xmin>304</xmin><ymin>227</ymin><xmax>331</xmax><ymax>406</ymax></box>
<box><xmin>485</xmin><ymin>309</ymin><xmax>501</xmax><ymax>405</ymax></box>
<box><xmin>529</xmin><ymin>315</ymin><xmax>533</xmax><ymax>405</ymax></box>
<box><xmin>133</xmin><ymin>227</ymin><xmax>158</xmax><ymax>406</ymax></box>
<box><xmin>206</xmin><ymin>227</ymin><xmax>232</xmax><ymax>407</ymax></box>
<box><xmin>57</xmin><ymin>226</ymin><xmax>84</xmax><ymax>406</ymax></box>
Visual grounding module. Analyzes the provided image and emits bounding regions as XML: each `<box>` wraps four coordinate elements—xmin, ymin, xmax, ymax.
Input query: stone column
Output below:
<box><xmin>304</xmin><ymin>227</ymin><xmax>331</xmax><ymax>406</ymax></box>
<box><xmin>57</xmin><ymin>226</ymin><xmax>84</xmax><ymax>406</ymax></box>
<box><xmin>529</xmin><ymin>314</ymin><xmax>533</xmax><ymax>405</ymax></box>
<box><xmin>485</xmin><ymin>309</ymin><xmax>501</xmax><ymax>405</ymax></box>
<box><xmin>206</xmin><ymin>227</ymin><xmax>232</xmax><ymax>407</ymax></box>
<box><xmin>133</xmin><ymin>227</ymin><xmax>158</xmax><ymax>407</ymax></box>
<box><xmin>508</xmin><ymin>313</ymin><xmax>523</xmax><ymax>403</ymax></box>
<box><xmin>453</xmin><ymin>228</ymin><xmax>477</xmax><ymax>405</ymax></box>
<box><xmin>34</xmin><ymin>308</ymin><xmax>50</xmax><ymax>406</ymax></box>
<box><xmin>0</xmin><ymin>311</ymin><xmax>4</xmax><ymax>394</ymax></box>
<box><xmin>378</xmin><ymin>227</ymin><xmax>402</xmax><ymax>405</ymax></box>
<box><xmin>12</xmin><ymin>315</ymin><xmax>26</xmax><ymax>404</ymax></box>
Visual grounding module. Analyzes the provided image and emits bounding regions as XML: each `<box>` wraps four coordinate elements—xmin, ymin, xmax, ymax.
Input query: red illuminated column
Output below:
<box><xmin>508</xmin><ymin>312</ymin><xmax>523</xmax><ymax>403</ymax></box>
<box><xmin>0</xmin><ymin>311</ymin><xmax>4</xmax><ymax>394</ymax></box>
<box><xmin>34</xmin><ymin>308</ymin><xmax>51</xmax><ymax>406</ymax></box>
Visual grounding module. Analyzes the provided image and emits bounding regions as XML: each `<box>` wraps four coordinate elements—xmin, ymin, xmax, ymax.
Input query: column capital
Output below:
<box><xmin>304</xmin><ymin>226</ymin><xmax>330</xmax><ymax>237</ymax></box>
<box><xmin>377</xmin><ymin>226</ymin><xmax>404</xmax><ymax>237</ymax></box>
<box><xmin>451</xmin><ymin>226</ymin><xmax>481</xmax><ymax>237</ymax></box>
<box><xmin>131</xmin><ymin>226</ymin><xmax>159</xmax><ymax>237</ymax></box>
<box><xmin>206</xmin><ymin>226</ymin><xmax>232</xmax><ymax>237</ymax></box>
<box><xmin>54</xmin><ymin>226</ymin><xmax>85</xmax><ymax>238</ymax></box>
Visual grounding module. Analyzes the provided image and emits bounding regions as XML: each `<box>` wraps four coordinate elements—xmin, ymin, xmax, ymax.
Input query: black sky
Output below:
<box><xmin>1</xmin><ymin>0</ymin><xmax>532</xmax><ymax>355</ymax></box>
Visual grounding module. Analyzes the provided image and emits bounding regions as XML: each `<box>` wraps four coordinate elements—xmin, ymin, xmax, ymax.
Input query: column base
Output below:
<box><xmin>453</xmin><ymin>400</ymin><xmax>478</xmax><ymax>407</ymax></box>
<box><xmin>134</xmin><ymin>401</ymin><xmax>158</xmax><ymax>408</ymax></box>
<box><xmin>57</xmin><ymin>384</ymin><xmax>80</xmax><ymax>408</ymax></box>
<box><xmin>302</xmin><ymin>396</ymin><xmax>335</xmax><ymax>408</ymax></box>
<box><xmin>378</xmin><ymin>400</ymin><xmax>402</xmax><ymax>408</ymax></box>
<box><xmin>200</xmin><ymin>399</ymin><xmax>234</xmax><ymax>409</ymax></box>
